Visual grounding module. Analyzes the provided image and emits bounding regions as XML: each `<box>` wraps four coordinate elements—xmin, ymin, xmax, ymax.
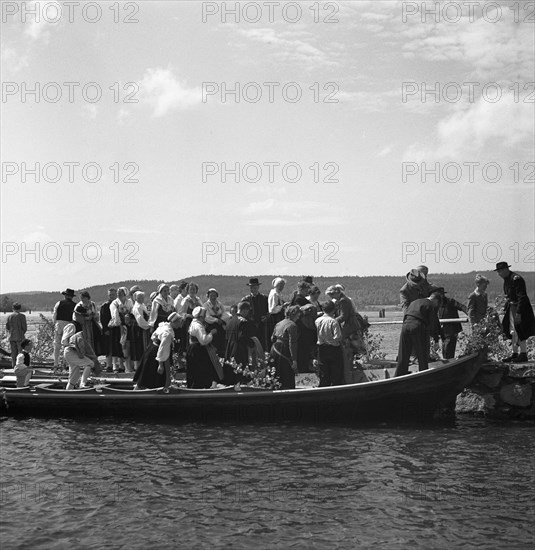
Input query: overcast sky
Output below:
<box><xmin>1</xmin><ymin>0</ymin><xmax>534</xmax><ymax>292</ymax></box>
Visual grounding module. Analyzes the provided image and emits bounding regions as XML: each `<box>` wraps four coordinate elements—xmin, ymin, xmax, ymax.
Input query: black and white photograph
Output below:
<box><xmin>1</xmin><ymin>1</ymin><xmax>534</xmax><ymax>548</ymax></box>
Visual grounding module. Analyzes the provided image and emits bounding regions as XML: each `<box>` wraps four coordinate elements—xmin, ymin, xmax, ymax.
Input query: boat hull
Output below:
<box><xmin>2</xmin><ymin>353</ymin><xmax>483</xmax><ymax>423</ymax></box>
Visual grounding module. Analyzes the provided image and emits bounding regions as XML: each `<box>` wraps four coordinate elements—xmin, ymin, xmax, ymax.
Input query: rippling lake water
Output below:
<box><xmin>1</xmin><ymin>416</ymin><xmax>533</xmax><ymax>549</ymax></box>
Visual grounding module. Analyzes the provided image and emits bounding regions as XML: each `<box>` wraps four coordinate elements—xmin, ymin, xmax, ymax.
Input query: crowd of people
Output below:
<box><xmin>3</xmin><ymin>262</ymin><xmax>534</xmax><ymax>389</ymax></box>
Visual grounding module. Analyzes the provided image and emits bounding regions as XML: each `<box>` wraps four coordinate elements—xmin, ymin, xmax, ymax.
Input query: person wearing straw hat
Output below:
<box><xmin>52</xmin><ymin>288</ymin><xmax>77</xmax><ymax>369</ymax></box>
<box><xmin>495</xmin><ymin>262</ymin><xmax>535</xmax><ymax>362</ymax></box>
<box><xmin>241</xmin><ymin>278</ymin><xmax>269</xmax><ymax>352</ymax></box>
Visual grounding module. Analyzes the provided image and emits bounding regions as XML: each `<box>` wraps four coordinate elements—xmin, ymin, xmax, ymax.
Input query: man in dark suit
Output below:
<box><xmin>495</xmin><ymin>261</ymin><xmax>535</xmax><ymax>362</ymax></box>
<box><xmin>395</xmin><ymin>291</ymin><xmax>442</xmax><ymax>377</ymax></box>
<box><xmin>241</xmin><ymin>278</ymin><xmax>269</xmax><ymax>352</ymax></box>
<box><xmin>99</xmin><ymin>288</ymin><xmax>117</xmax><ymax>371</ymax></box>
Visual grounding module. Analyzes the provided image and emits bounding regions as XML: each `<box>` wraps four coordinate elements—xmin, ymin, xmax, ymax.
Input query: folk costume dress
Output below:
<box><xmin>74</xmin><ymin>300</ymin><xmax>102</xmax><ymax>356</ymax></box>
<box><xmin>149</xmin><ymin>295</ymin><xmax>175</xmax><ymax>331</ymax></box>
<box><xmin>203</xmin><ymin>298</ymin><xmax>229</xmax><ymax>356</ymax></box>
<box><xmin>267</xmin><ymin>287</ymin><xmax>285</xmax><ymax>342</ymax></box>
<box><xmin>224</xmin><ymin>314</ymin><xmax>256</xmax><ymax>385</ymax></box>
<box><xmin>270</xmin><ymin>318</ymin><xmax>298</xmax><ymax>390</ymax></box>
<box><xmin>186</xmin><ymin>319</ymin><xmax>223</xmax><ymax>389</ymax></box>
<box><xmin>108</xmin><ymin>296</ymin><xmax>133</xmax><ymax>358</ymax></box>
<box><xmin>133</xmin><ymin>322</ymin><xmax>174</xmax><ymax>389</ymax></box>
<box><xmin>133</xmin><ymin>301</ymin><xmax>151</xmax><ymax>353</ymax></box>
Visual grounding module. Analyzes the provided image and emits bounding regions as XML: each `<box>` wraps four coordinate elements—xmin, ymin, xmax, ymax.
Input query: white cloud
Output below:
<box><xmin>243</xmin><ymin>199</ymin><xmax>275</xmax><ymax>214</ymax></box>
<box><xmin>377</xmin><ymin>146</ymin><xmax>393</xmax><ymax>158</ymax></box>
<box><xmin>139</xmin><ymin>68</ymin><xmax>201</xmax><ymax>117</ymax></box>
<box><xmin>82</xmin><ymin>105</ymin><xmax>98</xmax><ymax>120</ymax></box>
<box><xmin>1</xmin><ymin>47</ymin><xmax>29</xmax><ymax>72</ymax></box>
<box><xmin>24</xmin><ymin>1</ymin><xmax>62</xmax><ymax>43</ymax></box>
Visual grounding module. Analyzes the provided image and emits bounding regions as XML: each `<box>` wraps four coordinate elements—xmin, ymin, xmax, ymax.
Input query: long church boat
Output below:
<box><xmin>1</xmin><ymin>353</ymin><xmax>483</xmax><ymax>422</ymax></box>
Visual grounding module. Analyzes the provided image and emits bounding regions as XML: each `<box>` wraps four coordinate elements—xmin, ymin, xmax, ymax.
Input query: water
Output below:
<box><xmin>1</xmin><ymin>416</ymin><xmax>534</xmax><ymax>549</ymax></box>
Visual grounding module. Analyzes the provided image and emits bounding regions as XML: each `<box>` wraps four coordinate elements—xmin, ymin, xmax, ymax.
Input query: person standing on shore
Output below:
<box><xmin>467</xmin><ymin>275</ymin><xmax>489</xmax><ymax>325</ymax></box>
<box><xmin>495</xmin><ymin>262</ymin><xmax>535</xmax><ymax>363</ymax></box>
<box><xmin>6</xmin><ymin>302</ymin><xmax>27</xmax><ymax>368</ymax></box>
<box><xmin>52</xmin><ymin>289</ymin><xmax>77</xmax><ymax>369</ymax></box>
<box><xmin>394</xmin><ymin>291</ymin><xmax>442</xmax><ymax>377</ymax></box>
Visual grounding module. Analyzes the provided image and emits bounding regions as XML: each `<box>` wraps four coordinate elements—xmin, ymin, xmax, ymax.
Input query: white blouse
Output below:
<box><xmin>188</xmin><ymin>319</ymin><xmax>213</xmax><ymax>346</ymax></box>
<box><xmin>268</xmin><ymin>288</ymin><xmax>285</xmax><ymax>314</ymax></box>
<box><xmin>152</xmin><ymin>322</ymin><xmax>174</xmax><ymax>362</ymax></box>
<box><xmin>203</xmin><ymin>299</ymin><xmax>228</xmax><ymax>324</ymax></box>
<box><xmin>132</xmin><ymin>302</ymin><xmax>150</xmax><ymax>330</ymax></box>
<box><xmin>109</xmin><ymin>298</ymin><xmax>133</xmax><ymax>327</ymax></box>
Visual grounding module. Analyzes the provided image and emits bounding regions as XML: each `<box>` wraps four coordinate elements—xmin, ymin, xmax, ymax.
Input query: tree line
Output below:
<box><xmin>2</xmin><ymin>271</ymin><xmax>533</xmax><ymax>312</ymax></box>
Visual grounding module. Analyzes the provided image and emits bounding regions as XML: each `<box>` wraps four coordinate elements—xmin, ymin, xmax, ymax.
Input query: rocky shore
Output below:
<box><xmin>456</xmin><ymin>361</ymin><xmax>535</xmax><ymax>419</ymax></box>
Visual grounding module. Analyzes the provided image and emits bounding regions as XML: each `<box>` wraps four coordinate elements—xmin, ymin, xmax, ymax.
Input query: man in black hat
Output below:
<box><xmin>394</xmin><ymin>291</ymin><xmax>443</xmax><ymax>377</ymax></box>
<box><xmin>435</xmin><ymin>288</ymin><xmax>468</xmax><ymax>359</ymax></box>
<box><xmin>495</xmin><ymin>262</ymin><xmax>535</xmax><ymax>362</ymax></box>
<box><xmin>241</xmin><ymin>278</ymin><xmax>269</xmax><ymax>352</ymax></box>
<box><xmin>52</xmin><ymin>288</ymin><xmax>77</xmax><ymax>368</ymax></box>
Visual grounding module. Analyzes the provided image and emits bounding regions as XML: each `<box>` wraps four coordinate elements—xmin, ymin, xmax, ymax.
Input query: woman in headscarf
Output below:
<box><xmin>132</xmin><ymin>291</ymin><xmax>151</xmax><ymax>351</ymax></box>
<box><xmin>270</xmin><ymin>305</ymin><xmax>301</xmax><ymax>390</ymax></box>
<box><xmin>133</xmin><ymin>312</ymin><xmax>183</xmax><ymax>391</ymax></box>
<box><xmin>148</xmin><ymin>283</ymin><xmax>175</xmax><ymax>330</ymax></box>
<box><xmin>74</xmin><ymin>291</ymin><xmax>102</xmax><ymax>357</ymax></box>
<box><xmin>108</xmin><ymin>286</ymin><xmax>133</xmax><ymax>372</ymax></box>
<box><xmin>62</xmin><ymin>323</ymin><xmax>101</xmax><ymax>390</ymax></box>
<box><xmin>178</xmin><ymin>282</ymin><xmax>203</xmax><ymax>349</ymax></box>
<box><xmin>267</xmin><ymin>277</ymin><xmax>286</xmax><ymax>341</ymax></box>
<box><xmin>203</xmin><ymin>288</ymin><xmax>228</xmax><ymax>356</ymax></box>
<box><xmin>186</xmin><ymin>306</ymin><xmax>224</xmax><ymax>388</ymax></box>
<box><xmin>306</xmin><ymin>286</ymin><xmax>323</xmax><ymax>313</ymax></box>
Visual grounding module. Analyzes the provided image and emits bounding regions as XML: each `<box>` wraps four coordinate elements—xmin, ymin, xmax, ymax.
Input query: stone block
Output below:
<box><xmin>477</xmin><ymin>371</ymin><xmax>504</xmax><ymax>388</ymax></box>
<box><xmin>500</xmin><ymin>383</ymin><xmax>533</xmax><ymax>407</ymax></box>
<box><xmin>456</xmin><ymin>390</ymin><xmax>496</xmax><ymax>415</ymax></box>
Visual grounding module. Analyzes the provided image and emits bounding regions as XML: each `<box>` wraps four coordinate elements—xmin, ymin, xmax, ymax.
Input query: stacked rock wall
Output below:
<box><xmin>456</xmin><ymin>362</ymin><xmax>535</xmax><ymax>419</ymax></box>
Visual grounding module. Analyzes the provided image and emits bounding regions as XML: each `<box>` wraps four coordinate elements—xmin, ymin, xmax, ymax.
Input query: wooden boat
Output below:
<box><xmin>2</xmin><ymin>353</ymin><xmax>483</xmax><ymax>422</ymax></box>
<box><xmin>0</xmin><ymin>369</ymin><xmax>135</xmax><ymax>390</ymax></box>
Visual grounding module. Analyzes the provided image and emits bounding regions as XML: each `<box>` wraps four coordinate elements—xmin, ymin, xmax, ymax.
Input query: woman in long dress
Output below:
<box><xmin>270</xmin><ymin>305</ymin><xmax>301</xmax><ymax>390</ymax></box>
<box><xmin>186</xmin><ymin>307</ymin><xmax>224</xmax><ymax>388</ymax></box>
<box><xmin>74</xmin><ymin>291</ymin><xmax>102</xmax><ymax>356</ymax></box>
<box><xmin>108</xmin><ymin>286</ymin><xmax>133</xmax><ymax>372</ymax></box>
<box><xmin>133</xmin><ymin>313</ymin><xmax>182</xmax><ymax>390</ymax></box>
<box><xmin>203</xmin><ymin>288</ymin><xmax>229</xmax><ymax>356</ymax></box>
<box><xmin>148</xmin><ymin>284</ymin><xmax>175</xmax><ymax>331</ymax></box>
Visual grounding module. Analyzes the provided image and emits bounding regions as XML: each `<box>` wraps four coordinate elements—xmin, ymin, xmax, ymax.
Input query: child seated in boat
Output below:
<box><xmin>14</xmin><ymin>339</ymin><xmax>34</xmax><ymax>387</ymax></box>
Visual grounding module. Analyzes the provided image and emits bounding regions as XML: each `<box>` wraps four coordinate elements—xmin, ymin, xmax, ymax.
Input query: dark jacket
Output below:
<box><xmin>439</xmin><ymin>297</ymin><xmax>468</xmax><ymax>336</ymax></box>
<box><xmin>399</xmin><ymin>273</ymin><xmax>432</xmax><ymax>313</ymax></box>
<box><xmin>403</xmin><ymin>298</ymin><xmax>441</xmax><ymax>341</ymax></box>
<box><xmin>502</xmin><ymin>272</ymin><xmax>535</xmax><ymax>341</ymax></box>
<box><xmin>467</xmin><ymin>292</ymin><xmax>488</xmax><ymax>325</ymax></box>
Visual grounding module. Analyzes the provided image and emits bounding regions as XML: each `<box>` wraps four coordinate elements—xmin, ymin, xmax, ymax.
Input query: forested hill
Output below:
<box><xmin>2</xmin><ymin>271</ymin><xmax>534</xmax><ymax>312</ymax></box>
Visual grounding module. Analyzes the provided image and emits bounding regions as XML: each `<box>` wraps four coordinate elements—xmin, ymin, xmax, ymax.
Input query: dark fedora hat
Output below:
<box><xmin>246</xmin><ymin>277</ymin><xmax>261</xmax><ymax>286</ymax></box>
<box><xmin>494</xmin><ymin>261</ymin><xmax>511</xmax><ymax>271</ymax></box>
<box><xmin>61</xmin><ymin>288</ymin><xmax>76</xmax><ymax>297</ymax></box>
<box><xmin>429</xmin><ymin>286</ymin><xmax>447</xmax><ymax>294</ymax></box>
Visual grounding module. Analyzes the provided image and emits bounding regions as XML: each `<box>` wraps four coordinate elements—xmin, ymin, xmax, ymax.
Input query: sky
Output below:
<box><xmin>1</xmin><ymin>0</ymin><xmax>534</xmax><ymax>292</ymax></box>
